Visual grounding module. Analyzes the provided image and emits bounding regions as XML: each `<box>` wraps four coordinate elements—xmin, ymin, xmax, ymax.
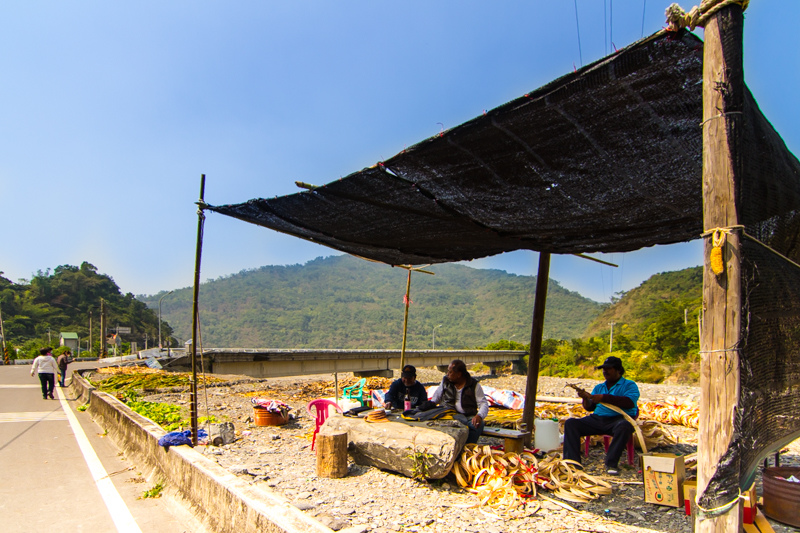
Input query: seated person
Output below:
<box><xmin>384</xmin><ymin>365</ymin><xmax>428</xmax><ymax>410</ymax></box>
<box><xmin>428</xmin><ymin>359</ymin><xmax>488</xmax><ymax>444</ymax></box>
<box><xmin>562</xmin><ymin>356</ymin><xmax>640</xmax><ymax>476</ymax></box>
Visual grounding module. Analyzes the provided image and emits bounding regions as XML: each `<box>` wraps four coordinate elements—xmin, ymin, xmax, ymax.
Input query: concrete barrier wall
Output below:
<box><xmin>70</xmin><ymin>372</ymin><xmax>332</xmax><ymax>533</ymax></box>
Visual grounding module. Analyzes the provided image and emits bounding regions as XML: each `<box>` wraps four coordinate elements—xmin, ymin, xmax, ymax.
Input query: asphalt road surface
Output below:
<box><xmin>0</xmin><ymin>362</ymin><xmax>208</xmax><ymax>532</ymax></box>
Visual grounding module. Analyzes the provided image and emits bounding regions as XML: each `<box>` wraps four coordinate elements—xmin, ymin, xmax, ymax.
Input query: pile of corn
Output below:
<box><xmin>91</xmin><ymin>370</ymin><xmax>223</xmax><ymax>392</ymax></box>
<box><xmin>452</xmin><ymin>444</ymin><xmax>612</xmax><ymax>517</ymax></box>
<box><xmin>640</xmin><ymin>397</ymin><xmax>700</xmax><ymax>428</ymax></box>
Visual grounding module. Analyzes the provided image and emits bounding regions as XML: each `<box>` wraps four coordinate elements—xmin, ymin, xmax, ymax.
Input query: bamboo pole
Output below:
<box><xmin>521</xmin><ymin>252</ymin><xmax>550</xmax><ymax>446</ymax></box>
<box><xmin>697</xmin><ymin>5</ymin><xmax>744</xmax><ymax>532</ymax></box>
<box><xmin>400</xmin><ymin>268</ymin><xmax>412</xmax><ymax>371</ymax></box>
<box><xmin>190</xmin><ymin>174</ymin><xmax>207</xmax><ymax>446</ymax></box>
<box><xmin>396</xmin><ymin>265</ymin><xmax>434</xmax><ymax>371</ymax></box>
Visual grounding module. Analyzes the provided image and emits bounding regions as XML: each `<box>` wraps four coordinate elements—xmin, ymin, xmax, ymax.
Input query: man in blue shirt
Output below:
<box><xmin>562</xmin><ymin>356</ymin><xmax>640</xmax><ymax>475</ymax></box>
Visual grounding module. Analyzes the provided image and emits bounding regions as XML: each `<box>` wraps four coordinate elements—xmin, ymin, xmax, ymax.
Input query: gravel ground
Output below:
<box><xmin>130</xmin><ymin>368</ymin><xmax>799</xmax><ymax>533</ymax></box>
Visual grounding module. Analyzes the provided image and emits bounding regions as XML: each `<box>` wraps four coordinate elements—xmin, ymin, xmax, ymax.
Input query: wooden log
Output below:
<box><xmin>698</xmin><ymin>4</ymin><xmax>745</xmax><ymax>533</ymax></box>
<box><xmin>316</xmin><ymin>431</ymin><xmax>348</xmax><ymax>478</ymax></box>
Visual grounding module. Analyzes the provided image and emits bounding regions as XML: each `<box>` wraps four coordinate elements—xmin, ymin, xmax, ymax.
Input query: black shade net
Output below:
<box><xmin>209</xmin><ymin>31</ymin><xmax>708</xmax><ymax>262</ymax></box>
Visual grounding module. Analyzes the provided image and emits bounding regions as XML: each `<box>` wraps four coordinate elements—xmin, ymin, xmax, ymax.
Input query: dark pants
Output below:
<box><xmin>563</xmin><ymin>414</ymin><xmax>633</xmax><ymax>468</ymax></box>
<box><xmin>38</xmin><ymin>373</ymin><xmax>55</xmax><ymax>398</ymax></box>
<box><xmin>59</xmin><ymin>368</ymin><xmax>67</xmax><ymax>387</ymax></box>
<box><xmin>453</xmin><ymin>413</ymin><xmax>485</xmax><ymax>444</ymax></box>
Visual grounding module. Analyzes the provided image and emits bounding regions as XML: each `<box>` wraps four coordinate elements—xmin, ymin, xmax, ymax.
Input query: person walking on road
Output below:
<box><xmin>57</xmin><ymin>349</ymin><xmax>72</xmax><ymax>387</ymax></box>
<box><xmin>31</xmin><ymin>347</ymin><xmax>58</xmax><ymax>399</ymax></box>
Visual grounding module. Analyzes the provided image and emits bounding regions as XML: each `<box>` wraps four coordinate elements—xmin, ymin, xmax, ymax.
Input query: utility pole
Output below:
<box><xmin>100</xmin><ymin>298</ymin><xmax>106</xmax><ymax>357</ymax></box>
<box><xmin>609</xmin><ymin>322</ymin><xmax>616</xmax><ymax>352</ymax></box>
<box><xmin>0</xmin><ymin>301</ymin><xmax>7</xmax><ymax>365</ymax></box>
<box><xmin>89</xmin><ymin>310</ymin><xmax>93</xmax><ymax>355</ymax></box>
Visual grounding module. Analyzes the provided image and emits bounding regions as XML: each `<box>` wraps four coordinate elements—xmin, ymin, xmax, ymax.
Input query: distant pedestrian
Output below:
<box><xmin>57</xmin><ymin>349</ymin><xmax>72</xmax><ymax>387</ymax></box>
<box><xmin>31</xmin><ymin>347</ymin><xmax>58</xmax><ymax>399</ymax></box>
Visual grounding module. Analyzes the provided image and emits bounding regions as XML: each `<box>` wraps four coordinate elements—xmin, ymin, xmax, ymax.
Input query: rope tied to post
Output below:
<box><xmin>701</xmin><ymin>225</ymin><xmax>744</xmax><ymax>277</ymax></box>
<box><xmin>665</xmin><ymin>0</ymin><xmax>749</xmax><ymax>32</ymax></box>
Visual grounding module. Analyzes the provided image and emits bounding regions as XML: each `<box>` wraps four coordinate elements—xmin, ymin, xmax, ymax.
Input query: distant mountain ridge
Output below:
<box><xmin>141</xmin><ymin>255</ymin><xmax>606</xmax><ymax>349</ymax></box>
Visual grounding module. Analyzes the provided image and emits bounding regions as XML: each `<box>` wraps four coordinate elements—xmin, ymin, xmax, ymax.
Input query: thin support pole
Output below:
<box><xmin>0</xmin><ymin>302</ymin><xmax>7</xmax><ymax>365</ymax></box>
<box><xmin>190</xmin><ymin>174</ymin><xmax>206</xmax><ymax>446</ymax></box>
<box><xmin>522</xmin><ymin>252</ymin><xmax>551</xmax><ymax>447</ymax></box>
<box><xmin>399</xmin><ymin>268</ymin><xmax>412</xmax><ymax>371</ymax></box>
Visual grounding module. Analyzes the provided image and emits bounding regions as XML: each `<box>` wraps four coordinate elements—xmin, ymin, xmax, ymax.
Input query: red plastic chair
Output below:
<box><xmin>306</xmin><ymin>399</ymin><xmax>343</xmax><ymax>451</ymax></box>
<box><xmin>585</xmin><ymin>433</ymin><xmax>636</xmax><ymax>466</ymax></box>
<box><xmin>584</xmin><ymin>411</ymin><xmax>639</xmax><ymax>466</ymax></box>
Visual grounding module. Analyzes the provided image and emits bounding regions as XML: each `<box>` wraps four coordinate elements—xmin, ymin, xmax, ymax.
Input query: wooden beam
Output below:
<box><xmin>697</xmin><ymin>5</ymin><xmax>745</xmax><ymax>532</ymax></box>
<box><xmin>521</xmin><ymin>252</ymin><xmax>550</xmax><ymax>446</ymax></box>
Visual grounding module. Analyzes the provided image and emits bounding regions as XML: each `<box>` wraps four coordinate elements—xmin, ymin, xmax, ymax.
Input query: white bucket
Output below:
<box><xmin>534</xmin><ymin>419</ymin><xmax>561</xmax><ymax>452</ymax></box>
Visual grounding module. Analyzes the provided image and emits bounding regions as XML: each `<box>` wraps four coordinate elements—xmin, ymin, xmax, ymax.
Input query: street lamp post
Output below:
<box><xmin>158</xmin><ymin>290</ymin><xmax>174</xmax><ymax>350</ymax></box>
<box><xmin>432</xmin><ymin>324</ymin><xmax>443</xmax><ymax>350</ymax></box>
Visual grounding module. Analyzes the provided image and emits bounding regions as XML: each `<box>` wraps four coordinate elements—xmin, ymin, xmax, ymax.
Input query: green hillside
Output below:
<box><xmin>0</xmin><ymin>262</ymin><xmax>170</xmax><ymax>358</ymax></box>
<box><xmin>535</xmin><ymin>266</ymin><xmax>703</xmax><ymax>383</ymax></box>
<box><xmin>140</xmin><ymin>255</ymin><xmax>606</xmax><ymax>349</ymax></box>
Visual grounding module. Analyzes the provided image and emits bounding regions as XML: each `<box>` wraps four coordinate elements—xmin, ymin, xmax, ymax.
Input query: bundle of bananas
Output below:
<box><xmin>640</xmin><ymin>397</ymin><xmax>700</xmax><ymax>428</ymax></box>
<box><xmin>452</xmin><ymin>444</ymin><xmax>613</xmax><ymax>516</ymax></box>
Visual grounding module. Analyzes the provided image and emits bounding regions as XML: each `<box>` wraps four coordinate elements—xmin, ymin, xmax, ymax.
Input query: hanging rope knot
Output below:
<box><xmin>664</xmin><ymin>0</ymin><xmax>748</xmax><ymax>32</ymax></box>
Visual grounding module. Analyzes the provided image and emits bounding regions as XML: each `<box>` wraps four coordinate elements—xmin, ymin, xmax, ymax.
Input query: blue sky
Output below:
<box><xmin>1</xmin><ymin>1</ymin><xmax>797</xmax><ymax>303</ymax></box>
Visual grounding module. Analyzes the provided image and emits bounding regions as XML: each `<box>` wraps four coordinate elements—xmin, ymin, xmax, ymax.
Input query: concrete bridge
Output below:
<box><xmin>166</xmin><ymin>349</ymin><xmax>527</xmax><ymax>378</ymax></box>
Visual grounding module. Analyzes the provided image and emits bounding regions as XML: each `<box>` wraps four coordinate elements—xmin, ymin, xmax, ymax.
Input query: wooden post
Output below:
<box><xmin>521</xmin><ymin>252</ymin><xmax>550</xmax><ymax>447</ymax></box>
<box><xmin>697</xmin><ymin>5</ymin><xmax>744</xmax><ymax>532</ymax></box>
<box><xmin>316</xmin><ymin>431</ymin><xmax>348</xmax><ymax>478</ymax></box>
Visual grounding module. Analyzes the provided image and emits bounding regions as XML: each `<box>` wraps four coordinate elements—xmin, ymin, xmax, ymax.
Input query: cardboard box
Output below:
<box><xmin>642</xmin><ymin>453</ymin><xmax>685</xmax><ymax>507</ymax></box>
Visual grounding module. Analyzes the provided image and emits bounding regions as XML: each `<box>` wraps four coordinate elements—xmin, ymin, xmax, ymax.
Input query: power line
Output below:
<box><xmin>604</xmin><ymin>0</ymin><xmax>608</xmax><ymax>55</ymax></box>
<box><xmin>641</xmin><ymin>0</ymin><xmax>647</xmax><ymax>37</ymax></box>
<box><xmin>574</xmin><ymin>0</ymin><xmax>583</xmax><ymax>67</ymax></box>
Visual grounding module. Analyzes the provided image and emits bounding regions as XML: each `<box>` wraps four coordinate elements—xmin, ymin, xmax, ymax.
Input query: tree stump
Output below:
<box><xmin>316</xmin><ymin>431</ymin><xmax>348</xmax><ymax>478</ymax></box>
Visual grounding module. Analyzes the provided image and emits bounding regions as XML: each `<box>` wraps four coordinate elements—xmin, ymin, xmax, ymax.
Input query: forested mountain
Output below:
<box><xmin>0</xmin><ymin>262</ymin><xmax>171</xmax><ymax>357</ymax></box>
<box><xmin>140</xmin><ymin>255</ymin><xmax>605</xmax><ymax>349</ymax></box>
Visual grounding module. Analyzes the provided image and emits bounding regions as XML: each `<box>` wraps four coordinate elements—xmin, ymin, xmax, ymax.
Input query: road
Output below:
<box><xmin>0</xmin><ymin>362</ymin><xmax>208</xmax><ymax>532</ymax></box>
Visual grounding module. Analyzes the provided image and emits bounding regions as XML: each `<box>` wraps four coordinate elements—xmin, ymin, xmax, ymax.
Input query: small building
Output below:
<box><xmin>59</xmin><ymin>332</ymin><xmax>79</xmax><ymax>352</ymax></box>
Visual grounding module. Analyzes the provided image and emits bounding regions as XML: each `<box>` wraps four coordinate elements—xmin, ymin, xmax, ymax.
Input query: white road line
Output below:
<box><xmin>0</xmin><ymin>411</ymin><xmax>68</xmax><ymax>423</ymax></box>
<box><xmin>56</xmin><ymin>387</ymin><xmax>143</xmax><ymax>533</ymax></box>
<box><xmin>0</xmin><ymin>384</ymin><xmax>40</xmax><ymax>389</ymax></box>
